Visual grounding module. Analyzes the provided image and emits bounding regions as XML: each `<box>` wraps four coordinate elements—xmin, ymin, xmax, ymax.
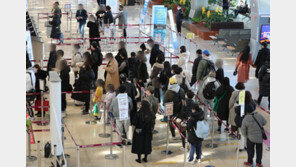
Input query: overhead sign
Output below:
<box><xmin>165</xmin><ymin>102</ymin><xmax>173</xmax><ymax>116</ymax></box>
<box><xmin>168</xmin><ymin>10</ymin><xmax>178</xmax><ymax>50</ymax></box>
<box><xmin>118</xmin><ymin>93</ymin><xmax>129</xmax><ymax>121</ymax></box>
<box><xmin>151</xmin><ymin>5</ymin><xmax>167</xmax><ymax>43</ymax></box>
<box><xmin>140</xmin><ymin>0</ymin><xmax>149</xmax><ymax>24</ymax></box>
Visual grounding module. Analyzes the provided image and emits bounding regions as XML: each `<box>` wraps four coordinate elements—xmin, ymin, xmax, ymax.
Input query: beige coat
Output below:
<box><xmin>105</xmin><ymin>58</ymin><xmax>120</xmax><ymax>90</ymax></box>
<box><xmin>228</xmin><ymin>90</ymin><xmax>241</xmax><ymax>126</ymax></box>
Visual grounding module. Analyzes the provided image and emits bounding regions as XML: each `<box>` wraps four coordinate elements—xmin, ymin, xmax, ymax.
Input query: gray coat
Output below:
<box><xmin>228</xmin><ymin>90</ymin><xmax>240</xmax><ymax>126</ymax></box>
<box><xmin>110</xmin><ymin>94</ymin><xmax>133</xmax><ymax>119</ymax></box>
<box><xmin>241</xmin><ymin>112</ymin><xmax>267</xmax><ymax>143</ymax></box>
<box><xmin>114</xmin><ymin>10</ymin><xmax>127</xmax><ymax>29</ymax></box>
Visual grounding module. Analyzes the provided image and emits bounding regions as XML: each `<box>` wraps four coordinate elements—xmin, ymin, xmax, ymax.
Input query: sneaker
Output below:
<box><xmin>186</xmin><ymin>159</ymin><xmax>195</xmax><ymax>164</ymax></box>
<box><xmin>256</xmin><ymin>163</ymin><xmax>263</xmax><ymax>167</ymax></box>
<box><xmin>224</xmin><ymin>128</ymin><xmax>229</xmax><ymax>133</ymax></box>
<box><xmin>82</xmin><ymin>110</ymin><xmax>89</xmax><ymax>115</ymax></box>
<box><xmin>243</xmin><ymin>162</ymin><xmax>253</xmax><ymax>166</ymax></box>
<box><xmin>195</xmin><ymin>159</ymin><xmax>201</xmax><ymax>163</ymax></box>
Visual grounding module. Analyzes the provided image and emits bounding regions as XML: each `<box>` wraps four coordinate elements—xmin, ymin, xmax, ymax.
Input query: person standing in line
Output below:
<box><xmin>115</xmin><ymin>41</ymin><xmax>129</xmax><ymax>77</ymax></box>
<box><xmin>196</xmin><ymin>50</ymin><xmax>215</xmax><ymax>99</ymax></box>
<box><xmin>51</xmin><ymin>2</ymin><xmax>62</xmax><ymax>19</ymax></box>
<box><xmin>93</xmin><ymin>79</ymin><xmax>105</xmax><ymax>121</ymax></box>
<box><xmin>150</xmin><ymin>52</ymin><xmax>165</xmax><ymax>101</ymax></box>
<box><xmin>71</xmin><ymin>44</ymin><xmax>83</xmax><ymax>79</ymax></box>
<box><xmin>190</xmin><ymin>49</ymin><xmax>203</xmax><ymax>86</ymax></box>
<box><xmin>177</xmin><ymin>46</ymin><xmax>189</xmax><ymax>71</ymax></box>
<box><xmin>174</xmin><ymin>67</ymin><xmax>191</xmax><ymax>92</ymax></box>
<box><xmin>87</xmin><ymin>15</ymin><xmax>101</xmax><ymax>47</ymax></box>
<box><xmin>49</xmin><ymin>12</ymin><xmax>61</xmax><ymax>41</ymax></box>
<box><xmin>228</xmin><ymin>82</ymin><xmax>245</xmax><ymax>138</ymax></box>
<box><xmin>110</xmin><ymin>85</ymin><xmax>133</xmax><ymax>146</ymax></box>
<box><xmin>132</xmin><ymin>100</ymin><xmax>154</xmax><ymax>163</ymax></box>
<box><xmin>32</xmin><ymin>64</ymin><xmax>47</xmax><ymax>117</ymax></box>
<box><xmin>163</xmin><ymin>77</ymin><xmax>186</xmax><ymax>139</ymax></box>
<box><xmin>54</xmin><ymin>50</ymin><xmax>65</xmax><ymax>74</ymax></box>
<box><xmin>104</xmin><ymin>84</ymin><xmax>116</xmax><ymax>123</ymax></box>
<box><xmin>214</xmin><ymin>77</ymin><xmax>234</xmax><ymax>133</ymax></box>
<box><xmin>114</xmin><ymin>5</ymin><xmax>128</xmax><ymax>38</ymax></box>
<box><xmin>128</xmin><ymin>52</ymin><xmax>137</xmax><ymax>81</ymax></box>
<box><xmin>255</xmin><ymin>57</ymin><xmax>270</xmax><ymax>109</ymax></box>
<box><xmin>234</xmin><ymin>46</ymin><xmax>256</xmax><ymax>83</ymax></box>
<box><xmin>76</xmin><ymin>4</ymin><xmax>88</xmax><ymax>39</ymax></box>
<box><xmin>47</xmin><ymin>44</ymin><xmax>58</xmax><ymax>75</ymax></box>
<box><xmin>186</xmin><ymin>103</ymin><xmax>205</xmax><ymax>164</ymax></box>
<box><xmin>134</xmin><ymin>51</ymin><xmax>149</xmax><ymax>100</ymax></box>
<box><xmin>241</xmin><ymin>92</ymin><xmax>267</xmax><ymax>167</ymax></box>
<box><xmin>96</xmin><ymin>5</ymin><xmax>106</xmax><ymax>27</ymax></box>
<box><xmin>71</xmin><ymin>52</ymin><xmax>95</xmax><ymax>115</ymax></box>
<box><xmin>103</xmin><ymin>6</ymin><xmax>114</xmax><ymax>28</ymax></box>
<box><xmin>90</xmin><ymin>43</ymin><xmax>103</xmax><ymax>81</ymax></box>
<box><xmin>215</xmin><ymin>59</ymin><xmax>224</xmax><ymax>84</ymax></box>
<box><xmin>176</xmin><ymin>5</ymin><xmax>184</xmax><ymax>33</ymax></box>
<box><xmin>254</xmin><ymin>42</ymin><xmax>270</xmax><ymax>78</ymax></box>
<box><xmin>60</xmin><ymin>60</ymin><xmax>72</xmax><ymax>116</ymax></box>
<box><xmin>222</xmin><ymin>0</ymin><xmax>230</xmax><ymax>15</ymax></box>
<box><xmin>143</xmin><ymin>86</ymin><xmax>158</xmax><ymax>133</ymax></box>
<box><xmin>103</xmin><ymin>53</ymin><xmax>120</xmax><ymax>90</ymax></box>
<box><xmin>147</xmin><ymin>39</ymin><xmax>160</xmax><ymax>68</ymax></box>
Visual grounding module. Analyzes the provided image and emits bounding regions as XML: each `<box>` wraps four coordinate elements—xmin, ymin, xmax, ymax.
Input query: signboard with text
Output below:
<box><xmin>118</xmin><ymin>93</ymin><xmax>129</xmax><ymax>121</ymax></box>
<box><xmin>151</xmin><ymin>5</ymin><xmax>167</xmax><ymax>43</ymax></box>
<box><xmin>165</xmin><ymin>102</ymin><xmax>173</xmax><ymax>116</ymax></box>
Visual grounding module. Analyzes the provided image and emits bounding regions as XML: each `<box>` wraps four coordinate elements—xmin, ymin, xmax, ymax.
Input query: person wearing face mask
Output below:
<box><xmin>71</xmin><ymin>44</ymin><xmax>83</xmax><ymax>79</ymax></box>
<box><xmin>103</xmin><ymin>53</ymin><xmax>120</xmax><ymax>90</ymax></box>
<box><xmin>176</xmin><ymin>5</ymin><xmax>184</xmax><ymax>33</ymax></box>
<box><xmin>146</xmin><ymin>39</ymin><xmax>160</xmax><ymax>68</ymax></box>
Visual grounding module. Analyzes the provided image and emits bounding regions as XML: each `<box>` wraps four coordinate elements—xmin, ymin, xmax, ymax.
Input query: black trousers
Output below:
<box><xmin>257</xmin><ymin>95</ymin><xmax>270</xmax><ymax>107</ymax></box>
<box><xmin>176</xmin><ymin>23</ymin><xmax>182</xmax><ymax>33</ymax></box>
<box><xmin>247</xmin><ymin>139</ymin><xmax>263</xmax><ymax>164</ymax></box>
<box><xmin>181</xmin><ymin>131</ymin><xmax>186</xmax><ymax>148</ymax></box>
<box><xmin>123</xmin><ymin>28</ymin><xmax>127</xmax><ymax>38</ymax></box>
<box><xmin>169</xmin><ymin>121</ymin><xmax>176</xmax><ymax>137</ymax></box>
<box><xmin>61</xmin><ymin>94</ymin><xmax>67</xmax><ymax>111</ymax></box>
<box><xmin>92</xmin><ymin>65</ymin><xmax>98</xmax><ymax>81</ymax></box>
<box><xmin>85</xmin><ymin>100</ymin><xmax>90</xmax><ymax>111</ymax></box>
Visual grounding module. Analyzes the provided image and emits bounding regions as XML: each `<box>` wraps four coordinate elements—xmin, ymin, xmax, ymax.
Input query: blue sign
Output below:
<box><xmin>140</xmin><ymin>0</ymin><xmax>149</xmax><ymax>24</ymax></box>
<box><xmin>152</xmin><ymin>5</ymin><xmax>167</xmax><ymax>43</ymax></box>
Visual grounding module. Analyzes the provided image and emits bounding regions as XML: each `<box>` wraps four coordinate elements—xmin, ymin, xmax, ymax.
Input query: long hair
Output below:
<box><xmin>83</xmin><ymin>52</ymin><xmax>92</xmax><ymax>70</ymax></box>
<box><xmin>88</xmin><ymin>14</ymin><xmax>97</xmax><ymax>24</ymax></box>
<box><xmin>139</xmin><ymin>100</ymin><xmax>153</xmax><ymax>124</ymax></box>
<box><xmin>240</xmin><ymin>46</ymin><xmax>250</xmax><ymax>63</ymax></box>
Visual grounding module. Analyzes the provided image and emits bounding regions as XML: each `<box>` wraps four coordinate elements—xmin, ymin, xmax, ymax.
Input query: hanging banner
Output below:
<box><xmin>168</xmin><ymin>9</ymin><xmax>178</xmax><ymax>50</ymax></box>
<box><xmin>118</xmin><ymin>93</ymin><xmax>129</xmax><ymax>121</ymax></box>
<box><xmin>151</xmin><ymin>5</ymin><xmax>167</xmax><ymax>43</ymax></box>
<box><xmin>140</xmin><ymin>0</ymin><xmax>150</xmax><ymax>24</ymax></box>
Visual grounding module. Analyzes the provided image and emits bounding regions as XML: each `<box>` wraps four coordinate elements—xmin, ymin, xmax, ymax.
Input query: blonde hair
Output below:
<box><xmin>209</xmin><ymin>70</ymin><xmax>216</xmax><ymax>78</ymax></box>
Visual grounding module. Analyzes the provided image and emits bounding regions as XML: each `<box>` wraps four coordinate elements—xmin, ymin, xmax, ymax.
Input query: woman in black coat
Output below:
<box><xmin>33</xmin><ymin>64</ymin><xmax>48</xmax><ymax>117</ymax></box>
<box><xmin>71</xmin><ymin>52</ymin><xmax>95</xmax><ymax>115</ymax></box>
<box><xmin>186</xmin><ymin>103</ymin><xmax>204</xmax><ymax>162</ymax></box>
<box><xmin>215</xmin><ymin>77</ymin><xmax>234</xmax><ymax>133</ymax></box>
<box><xmin>134</xmin><ymin>51</ymin><xmax>149</xmax><ymax>101</ymax></box>
<box><xmin>254</xmin><ymin>42</ymin><xmax>270</xmax><ymax>78</ymax></box>
<box><xmin>60</xmin><ymin>60</ymin><xmax>72</xmax><ymax>112</ymax></box>
<box><xmin>132</xmin><ymin>100</ymin><xmax>153</xmax><ymax>163</ymax></box>
<box><xmin>115</xmin><ymin>41</ymin><xmax>129</xmax><ymax>77</ymax></box>
<box><xmin>90</xmin><ymin>43</ymin><xmax>103</xmax><ymax>80</ymax></box>
<box><xmin>257</xmin><ymin>59</ymin><xmax>270</xmax><ymax>108</ymax></box>
<box><xmin>87</xmin><ymin>15</ymin><xmax>101</xmax><ymax>47</ymax></box>
<box><xmin>49</xmin><ymin>13</ymin><xmax>61</xmax><ymax>39</ymax></box>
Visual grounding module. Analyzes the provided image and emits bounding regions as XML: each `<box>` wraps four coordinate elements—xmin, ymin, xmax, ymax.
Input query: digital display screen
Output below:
<box><xmin>260</xmin><ymin>24</ymin><xmax>270</xmax><ymax>43</ymax></box>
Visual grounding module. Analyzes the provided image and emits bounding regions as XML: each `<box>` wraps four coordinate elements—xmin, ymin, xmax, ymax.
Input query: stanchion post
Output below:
<box><xmin>26</xmin><ymin>131</ymin><xmax>37</xmax><ymax>162</ymax></box>
<box><xmin>184</xmin><ymin>142</ymin><xmax>187</xmax><ymax>166</ymax></box>
<box><xmin>53</xmin><ymin>145</ymin><xmax>57</xmax><ymax>167</ymax></box>
<box><xmin>122</xmin><ymin>145</ymin><xmax>126</xmax><ymax>167</ymax></box>
<box><xmin>162</xmin><ymin>116</ymin><xmax>172</xmax><ymax>155</ymax></box>
<box><xmin>77</xmin><ymin>146</ymin><xmax>80</xmax><ymax>167</ymax></box>
<box><xmin>37</xmin><ymin>141</ymin><xmax>41</xmax><ymax>167</ymax></box>
<box><xmin>85</xmin><ymin>93</ymin><xmax>97</xmax><ymax>125</ymax></box>
<box><xmin>99</xmin><ymin>103</ymin><xmax>111</xmax><ymax>138</ymax></box>
<box><xmin>105</xmin><ymin>120</ymin><xmax>119</xmax><ymax>160</ymax></box>
<box><xmin>235</xmin><ymin>137</ymin><xmax>240</xmax><ymax>167</ymax></box>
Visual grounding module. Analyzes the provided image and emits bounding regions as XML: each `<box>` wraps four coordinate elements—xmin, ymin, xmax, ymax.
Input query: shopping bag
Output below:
<box><xmin>127</xmin><ymin>125</ymin><xmax>133</xmax><ymax>140</ymax></box>
<box><xmin>92</xmin><ymin>103</ymin><xmax>98</xmax><ymax>116</ymax></box>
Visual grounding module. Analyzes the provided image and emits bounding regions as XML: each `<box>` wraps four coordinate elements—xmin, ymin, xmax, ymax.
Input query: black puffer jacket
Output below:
<box><xmin>254</xmin><ymin>48</ymin><xmax>270</xmax><ymax>78</ymax></box>
<box><xmin>180</xmin><ymin>98</ymin><xmax>195</xmax><ymax>120</ymax></box>
<box><xmin>187</xmin><ymin>110</ymin><xmax>204</xmax><ymax>144</ymax></box>
<box><xmin>258</xmin><ymin>61</ymin><xmax>270</xmax><ymax>96</ymax></box>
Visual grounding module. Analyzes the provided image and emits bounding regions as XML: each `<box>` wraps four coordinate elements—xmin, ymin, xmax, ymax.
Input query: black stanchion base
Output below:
<box><xmin>99</xmin><ymin>133</ymin><xmax>111</xmax><ymax>138</ymax></box>
<box><xmin>26</xmin><ymin>155</ymin><xmax>37</xmax><ymax>162</ymax></box>
<box><xmin>205</xmin><ymin>143</ymin><xmax>218</xmax><ymax>148</ymax></box>
<box><xmin>85</xmin><ymin>120</ymin><xmax>97</xmax><ymax>125</ymax></box>
<box><xmin>105</xmin><ymin>154</ymin><xmax>119</xmax><ymax>160</ymax></box>
<box><xmin>161</xmin><ymin>150</ymin><xmax>173</xmax><ymax>155</ymax></box>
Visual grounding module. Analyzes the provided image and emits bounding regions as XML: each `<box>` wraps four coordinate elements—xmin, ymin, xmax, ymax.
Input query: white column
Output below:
<box><xmin>49</xmin><ymin>71</ymin><xmax>63</xmax><ymax>156</ymax></box>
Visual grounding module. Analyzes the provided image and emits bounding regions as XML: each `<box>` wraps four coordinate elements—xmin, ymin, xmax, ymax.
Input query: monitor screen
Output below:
<box><xmin>260</xmin><ymin>24</ymin><xmax>270</xmax><ymax>43</ymax></box>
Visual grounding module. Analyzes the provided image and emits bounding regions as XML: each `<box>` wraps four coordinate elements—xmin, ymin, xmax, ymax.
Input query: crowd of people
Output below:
<box><xmin>26</xmin><ymin>2</ymin><xmax>270</xmax><ymax>166</ymax></box>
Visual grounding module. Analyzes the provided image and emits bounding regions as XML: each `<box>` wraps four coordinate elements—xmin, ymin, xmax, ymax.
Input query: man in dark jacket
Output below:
<box><xmin>47</xmin><ymin>44</ymin><xmax>58</xmax><ymax>75</ymax></box>
<box><xmin>256</xmin><ymin>59</ymin><xmax>270</xmax><ymax>108</ymax></box>
<box><xmin>187</xmin><ymin>103</ymin><xmax>204</xmax><ymax>163</ymax></box>
<box><xmin>76</xmin><ymin>4</ymin><xmax>88</xmax><ymax>38</ymax></box>
<box><xmin>147</xmin><ymin>39</ymin><xmax>160</xmax><ymax>68</ymax></box>
<box><xmin>176</xmin><ymin>6</ymin><xmax>184</xmax><ymax>33</ymax></box>
<box><xmin>190</xmin><ymin>49</ymin><xmax>203</xmax><ymax>86</ymax></box>
<box><xmin>254</xmin><ymin>42</ymin><xmax>270</xmax><ymax>78</ymax></box>
<box><xmin>104</xmin><ymin>6</ymin><xmax>114</xmax><ymax>24</ymax></box>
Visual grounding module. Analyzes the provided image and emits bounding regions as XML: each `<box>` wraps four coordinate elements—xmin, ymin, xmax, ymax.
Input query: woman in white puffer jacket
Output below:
<box><xmin>177</xmin><ymin>46</ymin><xmax>189</xmax><ymax>70</ymax></box>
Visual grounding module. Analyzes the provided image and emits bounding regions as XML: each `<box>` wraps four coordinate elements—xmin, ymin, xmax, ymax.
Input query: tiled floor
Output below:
<box><xmin>27</xmin><ymin>1</ymin><xmax>270</xmax><ymax>166</ymax></box>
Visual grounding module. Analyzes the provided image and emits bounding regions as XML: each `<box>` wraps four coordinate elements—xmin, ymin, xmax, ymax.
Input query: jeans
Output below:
<box><xmin>79</xmin><ymin>23</ymin><xmax>86</xmax><ymax>38</ymax></box>
<box><xmin>247</xmin><ymin>139</ymin><xmax>263</xmax><ymax>164</ymax></box>
<box><xmin>188</xmin><ymin>141</ymin><xmax>202</xmax><ymax>161</ymax></box>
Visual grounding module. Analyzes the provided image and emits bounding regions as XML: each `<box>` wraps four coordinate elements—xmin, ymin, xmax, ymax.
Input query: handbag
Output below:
<box><xmin>252</xmin><ymin>115</ymin><xmax>268</xmax><ymax>140</ymax></box>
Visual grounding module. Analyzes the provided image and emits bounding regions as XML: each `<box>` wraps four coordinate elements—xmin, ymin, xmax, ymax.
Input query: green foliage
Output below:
<box><xmin>208</xmin><ymin>0</ymin><xmax>222</xmax><ymax>5</ymax></box>
<box><xmin>162</xmin><ymin>0</ymin><xmax>191</xmax><ymax>18</ymax></box>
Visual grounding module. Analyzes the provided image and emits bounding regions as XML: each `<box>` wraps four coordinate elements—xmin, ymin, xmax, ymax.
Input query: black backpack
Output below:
<box><xmin>180</xmin><ymin>77</ymin><xmax>189</xmax><ymax>93</ymax></box>
<box><xmin>203</xmin><ymin>60</ymin><xmax>215</xmax><ymax>78</ymax></box>
<box><xmin>172</xmin><ymin>89</ymin><xmax>184</xmax><ymax>116</ymax></box>
<box><xmin>202</xmin><ymin>81</ymin><xmax>216</xmax><ymax>100</ymax></box>
<box><xmin>44</xmin><ymin>142</ymin><xmax>51</xmax><ymax>158</ymax></box>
